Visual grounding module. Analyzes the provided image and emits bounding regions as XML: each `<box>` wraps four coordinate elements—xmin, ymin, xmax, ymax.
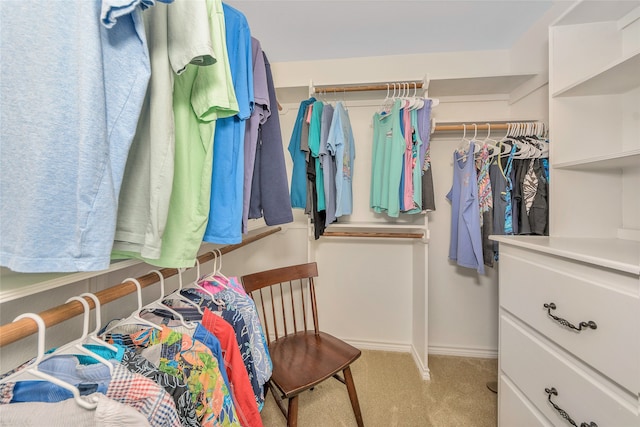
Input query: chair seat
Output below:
<box><xmin>269</xmin><ymin>331</ymin><xmax>361</xmax><ymax>398</ymax></box>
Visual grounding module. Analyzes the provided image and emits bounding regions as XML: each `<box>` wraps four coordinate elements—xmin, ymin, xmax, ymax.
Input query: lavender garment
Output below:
<box><xmin>242</xmin><ymin>37</ymin><xmax>270</xmax><ymax>233</ymax></box>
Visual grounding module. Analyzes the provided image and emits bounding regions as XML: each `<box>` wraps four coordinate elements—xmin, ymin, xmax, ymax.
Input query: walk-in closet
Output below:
<box><xmin>1</xmin><ymin>1</ymin><xmax>638</xmax><ymax>426</ymax></box>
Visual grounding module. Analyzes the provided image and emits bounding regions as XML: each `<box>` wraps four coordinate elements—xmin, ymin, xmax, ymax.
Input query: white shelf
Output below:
<box><xmin>0</xmin><ymin>259</ymin><xmax>142</xmax><ymax>304</ymax></box>
<box><xmin>490</xmin><ymin>235</ymin><xmax>640</xmax><ymax>275</ymax></box>
<box><xmin>552</xmin><ymin>49</ymin><xmax>640</xmax><ymax>97</ymax></box>
<box><xmin>553</xmin><ymin>149</ymin><xmax>640</xmax><ymax>170</ymax></box>
<box><xmin>554</xmin><ymin>0</ymin><xmax>640</xmax><ymax>26</ymax></box>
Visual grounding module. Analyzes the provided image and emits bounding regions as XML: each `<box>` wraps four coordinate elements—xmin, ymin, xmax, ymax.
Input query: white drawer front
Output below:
<box><xmin>499</xmin><ymin>250</ymin><xmax>640</xmax><ymax>393</ymax></box>
<box><xmin>499</xmin><ymin>375</ymin><xmax>553</xmax><ymax>427</ymax></box>
<box><xmin>501</xmin><ymin>314</ymin><xmax>639</xmax><ymax>427</ymax></box>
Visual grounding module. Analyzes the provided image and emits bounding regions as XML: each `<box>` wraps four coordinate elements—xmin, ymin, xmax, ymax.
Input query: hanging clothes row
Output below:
<box><xmin>0</xmin><ymin>0</ymin><xmax>293</xmax><ymax>273</ymax></box>
<box><xmin>447</xmin><ymin>122</ymin><xmax>550</xmax><ymax>274</ymax></box>
<box><xmin>370</xmin><ymin>84</ymin><xmax>437</xmax><ymax>217</ymax></box>
<box><xmin>0</xmin><ymin>253</ymin><xmax>270</xmax><ymax>427</ymax></box>
<box><xmin>288</xmin><ymin>96</ymin><xmax>356</xmax><ymax>239</ymax></box>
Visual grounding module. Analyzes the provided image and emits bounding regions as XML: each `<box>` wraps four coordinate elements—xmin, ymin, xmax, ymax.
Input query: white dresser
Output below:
<box><xmin>492</xmin><ymin>236</ymin><xmax>640</xmax><ymax>427</ymax></box>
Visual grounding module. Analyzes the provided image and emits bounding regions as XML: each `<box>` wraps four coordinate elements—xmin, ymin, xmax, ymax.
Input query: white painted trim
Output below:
<box><xmin>344</xmin><ymin>338</ymin><xmax>412</xmax><ymax>354</ymax></box>
<box><xmin>343</xmin><ymin>339</ymin><xmax>432</xmax><ymax>380</ymax></box>
<box><xmin>428</xmin><ymin>344</ymin><xmax>498</xmax><ymax>359</ymax></box>
<box><xmin>411</xmin><ymin>344</ymin><xmax>431</xmax><ymax>381</ymax></box>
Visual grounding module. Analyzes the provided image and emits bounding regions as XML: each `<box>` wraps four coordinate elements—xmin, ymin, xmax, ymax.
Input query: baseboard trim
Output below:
<box><xmin>428</xmin><ymin>344</ymin><xmax>498</xmax><ymax>359</ymax></box>
<box><xmin>343</xmin><ymin>339</ymin><xmax>432</xmax><ymax>380</ymax></box>
<box><xmin>344</xmin><ymin>338</ymin><xmax>411</xmax><ymax>353</ymax></box>
<box><xmin>410</xmin><ymin>345</ymin><xmax>431</xmax><ymax>380</ymax></box>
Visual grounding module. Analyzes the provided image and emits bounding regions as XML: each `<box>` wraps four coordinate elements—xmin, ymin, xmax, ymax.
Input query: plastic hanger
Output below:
<box><xmin>41</xmin><ymin>296</ymin><xmax>115</xmax><ymax>374</ymax></box>
<box><xmin>100</xmin><ymin>278</ymin><xmax>163</xmax><ymax>337</ymax></box>
<box><xmin>0</xmin><ymin>313</ymin><xmax>99</xmax><ymax>410</ymax></box>
<box><xmin>162</xmin><ymin>266</ymin><xmax>204</xmax><ymax>315</ymax></box>
<box><xmin>212</xmin><ymin>248</ymin><xmax>230</xmax><ymax>283</ymax></box>
<box><xmin>143</xmin><ymin>270</ymin><xmax>195</xmax><ymax>329</ymax></box>
<box><xmin>189</xmin><ymin>259</ymin><xmax>218</xmax><ymax>299</ymax></box>
<box><xmin>78</xmin><ymin>292</ymin><xmax>119</xmax><ymax>353</ymax></box>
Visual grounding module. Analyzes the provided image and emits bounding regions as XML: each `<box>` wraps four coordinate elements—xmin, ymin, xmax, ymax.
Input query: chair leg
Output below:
<box><xmin>344</xmin><ymin>366</ymin><xmax>364</xmax><ymax>427</ymax></box>
<box><xmin>287</xmin><ymin>395</ymin><xmax>299</xmax><ymax>427</ymax></box>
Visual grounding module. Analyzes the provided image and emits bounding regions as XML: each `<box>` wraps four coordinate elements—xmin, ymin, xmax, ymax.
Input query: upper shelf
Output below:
<box><xmin>552</xmin><ymin>49</ymin><xmax>640</xmax><ymax>97</ymax></box>
<box><xmin>553</xmin><ymin>149</ymin><xmax>640</xmax><ymax>170</ymax></box>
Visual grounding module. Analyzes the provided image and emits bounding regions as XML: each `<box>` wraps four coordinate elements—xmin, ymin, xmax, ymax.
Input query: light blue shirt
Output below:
<box><xmin>0</xmin><ymin>0</ymin><xmax>153</xmax><ymax>272</ymax></box>
<box><xmin>328</xmin><ymin>102</ymin><xmax>356</xmax><ymax>217</ymax></box>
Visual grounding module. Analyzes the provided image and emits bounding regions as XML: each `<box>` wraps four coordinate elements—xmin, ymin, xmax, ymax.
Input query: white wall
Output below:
<box><xmin>0</xmin><ymin>7</ymin><xmax>565</xmax><ymax>376</ymax></box>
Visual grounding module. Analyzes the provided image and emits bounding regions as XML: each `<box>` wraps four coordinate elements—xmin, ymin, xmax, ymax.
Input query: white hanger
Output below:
<box><xmin>190</xmin><ymin>259</ymin><xmax>217</xmax><ymax>299</ymax></box>
<box><xmin>144</xmin><ymin>270</ymin><xmax>195</xmax><ymax>329</ymax></box>
<box><xmin>78</xmin><ymin>292</ymin><xmax>119</xmax><ymax>353</ymax></box>
<box><xmin>456</xmin><ymin>124</ymin><xmax>471</xmax><ymax>157</ymax></box>
<box><xmin>0</xmin><ymin>313</ymin><xmax>99</xmax><ymax>410</ymax></box>
<box><xmin>100</xmin><ymin>278</ymin><xmax>163</xmax><ymax>337</ymax></box>
<box><xmin>212</xmin><ymin>249</ymin><xmax>229</xmax><ymax>283</ymax></box>
<box><xmin>162</xmin><ymin>267</ymin><xmax>204</xmax><ymax>315</ymax></box>
<box><xmin>40</xmin><ymin>297</ymin><xmax>115</xmax><ymax>374</ymax></box>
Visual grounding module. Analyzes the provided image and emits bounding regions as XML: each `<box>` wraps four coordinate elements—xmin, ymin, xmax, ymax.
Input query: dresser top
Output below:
<box><xmin>489</xmin><ymin>236</ymin><xmax>640</xmax><ymax>275</ymax></box>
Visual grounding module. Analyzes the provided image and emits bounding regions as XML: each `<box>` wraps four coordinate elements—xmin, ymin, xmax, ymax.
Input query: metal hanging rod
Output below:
<box><xmin>311</xmin><ymin>81</ymin><xmax>425</xmax><ymax>94</ymax></box>
<box><xmin>0</xmin><ymin>226</ymin><xmax>282</xmax><ymax>348</ymax></box>
<box><xmin>309</xmin><ymin>76</ymin><xmax>429</xmax><ymax>97</ymax></box>
<box><xmin>433</xmin><ymin>121</ymin><xmax>544</xmax><ymax>134</ymax></box>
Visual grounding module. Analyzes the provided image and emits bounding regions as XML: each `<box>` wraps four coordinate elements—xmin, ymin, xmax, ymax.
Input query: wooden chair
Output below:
<box><xmin>241</xmin><ymin>262</ymin><xmax>364</xmax><ymax>427</ymax></box>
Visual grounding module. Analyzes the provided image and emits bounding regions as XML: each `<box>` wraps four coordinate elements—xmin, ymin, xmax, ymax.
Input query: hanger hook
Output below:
<box><xmin>13</xmin><ymin>313</ymin><xmax>47</xmax><ymax>363</ymax></box>
<box><xmin>65</xmin><ymin>296</ymin><xmax>91</xmax><ymax>339</ymax></box>
<box><xmin>123</xmin><ymin>277</ymin><xmax>144</xmax><ymax>311</ymax></box>
<box><xmin>462</xmin><ymin>124</ymin><xmax>467</xmax><ymax>140</ymax></box>
<box><xmin>473</xmin><ymin>123</ymin><xmax>478</xmax><ymax>140</ymax></box>
<box><xmin>148</xmin><ymin>269</ymin><xmax>165</xmax><ymax>298</ymax></box>
<box><xmin>486</xmin><ymin>123</ymin><xmax>491</xmax><ymax>140</ymax></box>
<box><xmin>79</xmin><ymin>292</ymin><xmax>103</xmax><ymax>336</ymax></box>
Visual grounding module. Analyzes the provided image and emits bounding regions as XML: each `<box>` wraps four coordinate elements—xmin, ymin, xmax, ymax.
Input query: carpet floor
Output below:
<box><xmin>259</xmin><ymin>349</ymin><xmax>498</xmax><ymax>427</ymax></box>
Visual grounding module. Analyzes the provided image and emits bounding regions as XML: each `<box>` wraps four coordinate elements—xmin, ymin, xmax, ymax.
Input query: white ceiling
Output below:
<box><xmin>226</xmin><ymin>0</ymin><xmax>557</xmax><ymax>63</ymax></box>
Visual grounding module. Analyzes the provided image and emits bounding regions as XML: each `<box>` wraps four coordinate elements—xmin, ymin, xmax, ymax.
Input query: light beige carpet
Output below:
<box><xmin>259</xmin><ymin>350</ymin><xmax>498</xmax><ymax>427</ymax></box>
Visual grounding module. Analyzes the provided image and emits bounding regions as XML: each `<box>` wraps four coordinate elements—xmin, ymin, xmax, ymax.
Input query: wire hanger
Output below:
<box><xmin>0</xmin><ymin>313</ymin><xmax>99</xmax><ymax>410</ymax></box>
<box><xmin>100</xmin><ymin>278</ymin><xmax>163</xmax><ymax>337</ymax></box>
<box><xmin>143</xmin><ymin>270</ymin><xmax>195</xmax><ymax>329</ymax></box>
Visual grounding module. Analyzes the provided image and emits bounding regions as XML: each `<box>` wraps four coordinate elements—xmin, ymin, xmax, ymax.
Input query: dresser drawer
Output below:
<box><xmin>501</xmin><ymin>314</ymin><xmax>639</xmax><ymax>427</ymax></box>
<box><xmin>499</xmin><ymin>375</ymin><xmax>553</xmax><ymax>427</ymax></box>
<box><xmin>499</xmin><ymin>248</ymin><xmax>640</xmax><ymax>393</ymax></box>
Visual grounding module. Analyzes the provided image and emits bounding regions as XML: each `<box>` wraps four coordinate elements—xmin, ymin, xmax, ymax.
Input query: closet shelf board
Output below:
<box><xmin>0</xmin><ymin>226</ymin><xmax>283</xmax><ymax>305</ymax></box>
<box><xmin>552</xmin><ymin>49</ymin><xmax>640</xmax><ymax>97</ymax></box>
<box><xmin>490</xmin><ymin>235</ymin><xmax>640</xmax><ymax>275</ymax></box>
<box><xmin>552</xmin><ymin>149</ymin><xmax>640</xmax><ymax>170</ymax></box>
<box><xmin>0</xmin><ymin>259</ymin><xmax>140</xmax><ymax>304</ymax></box>
<box><xmin>326</xmin><ymin>221</ymin><xmax>427</xmax><ymax>231</ymax></box>
<box><xmin>553</xmin><ymin>0</ymin><xmax>639</xmax><ymax>26</ymax></box>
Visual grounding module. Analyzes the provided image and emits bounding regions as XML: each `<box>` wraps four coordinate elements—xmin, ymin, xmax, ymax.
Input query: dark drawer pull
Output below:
<box><xmin>543</xmin><ymin>303</ymin><xmax>597</xmax><ymax>332</ymax></box>
<box><xmin>545</xmin><ymin>387</ymin><xmax>598</xmax><ymax>427</ymax></box>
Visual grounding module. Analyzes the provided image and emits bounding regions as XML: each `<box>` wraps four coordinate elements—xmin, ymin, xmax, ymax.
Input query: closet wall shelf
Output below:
<box><xmin>0</xmin><ymin>226</ymin><xmax>282</xmax><ymax>347</ymax></box>
<box><xmin>552</xmin><ymin>149</ymin><xmax>640</xmax><ymax>170</ymax></box>
<box><xmin>552</xmin><ymin>48</ymin><xmax>640</xmax><ymax>97</ymax></box>
<box><xmin>0</xmin><ymin>259</ymin><xmax>141</xmax><ymax>305</ymax></box>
